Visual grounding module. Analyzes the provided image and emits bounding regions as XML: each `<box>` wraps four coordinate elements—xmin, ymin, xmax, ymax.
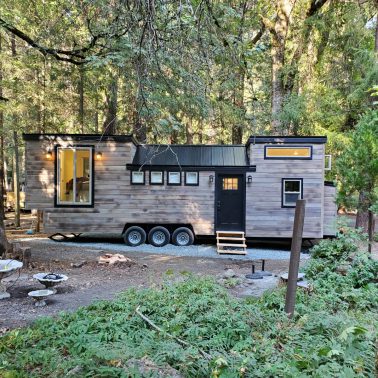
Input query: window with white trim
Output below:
<box><xmin>185</xmin><ymin>172</ymin><xmax>198</xmax><ymax>185</ymax></box>
<box><xmin>57</xmin><ymin>147</ymin><xmax>93</xmax><ymax>205</ymax></box>
<box><xmin>131</xmin><ymin>171</ymin><xmax>145</xmax><ymax>184</ymax></box>
<box><xmin>150</xmin><ymin>171</ymin><xmax>164</xmax><ymax>184</ymax></box>
<box><xmin>168</xmin><ymin>171</ymin><xmax>181</xmax><ymax>185</ymax></box>
<box><xmin>282</xmin><ymin>179</ymin><xmax>302</xmax><ymax>207</ymax></box>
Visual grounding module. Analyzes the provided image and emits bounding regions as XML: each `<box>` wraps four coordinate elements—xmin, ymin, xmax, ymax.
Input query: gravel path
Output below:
<box><xmin>18</xmin><ymin>236</ymin><xmax>310</xmax><ymax>261</ymax></box>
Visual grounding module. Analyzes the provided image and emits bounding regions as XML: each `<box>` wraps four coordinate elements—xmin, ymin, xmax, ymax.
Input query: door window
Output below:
<box><xmin>222</xmin><ymin>177</ymin><xmax>238</xmax><ymax>190</ymax></box>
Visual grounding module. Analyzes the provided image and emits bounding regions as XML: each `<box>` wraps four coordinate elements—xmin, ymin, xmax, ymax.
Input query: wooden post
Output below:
<box><xmin>285</xmin><ymin>199</ymin><xmax>306</xmax><ymax>318</ymax></box>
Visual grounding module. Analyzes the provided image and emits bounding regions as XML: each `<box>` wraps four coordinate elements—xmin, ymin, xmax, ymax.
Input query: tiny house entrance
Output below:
<box><xmin>215</xmin><ymin>173</ymin><xmax>245</xmax><ymax>231</ymax></box>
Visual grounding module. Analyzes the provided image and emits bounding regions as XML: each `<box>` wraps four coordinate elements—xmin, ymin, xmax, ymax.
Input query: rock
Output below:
<box><xmin>280</xmin><ymin>272</ymin><xmax>305</xmax><ymax>281</ymax></box>
<box><xmin>71</xmin><ymin>261</ymin><xmax>87</xmax><ymax>268</ymax></box>
<box><xmin>98</xmin><ymin>253</ymin><xmax>135</xmax><ymax>266</ymax></box>
<box><xmin>66</xmin><ymin>365</ymin><xmax>83</xmax><ymax>376</ymax></box>
<box><xmin>142</xmin><ymin>264</ymin><xmax>148</xmax><ymax>269</ymax></box>
<box><xmin>222</xmin><ymin>269</ymin><xmax>236</xmax><ymax>278</ymax></box>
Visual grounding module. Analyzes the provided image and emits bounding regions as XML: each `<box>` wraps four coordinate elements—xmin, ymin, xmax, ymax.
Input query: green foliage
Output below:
<box><xmin>1</xmin><ymin>233</ymin><xmax>377</xmax><ymax>377</ymax></box>
<box><xmin>337</xmin><ymin>109</ymin><xmax>378</xmax><ymax>211</ymax></box>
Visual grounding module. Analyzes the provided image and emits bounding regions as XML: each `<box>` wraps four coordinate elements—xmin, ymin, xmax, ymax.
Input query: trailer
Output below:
<box><xmin>23</xmin><ymin>134</ymin><xmax>337</xmax><ymax>247</ymax></box>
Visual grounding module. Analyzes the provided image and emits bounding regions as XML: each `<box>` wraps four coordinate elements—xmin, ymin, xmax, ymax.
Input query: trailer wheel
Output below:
<box><xmin>123</xmin><ymin>226</ymin><xmax>146</xmax><ymax>246</ymax></box>
<box><xmin>148</xmin><ymin>226</ymin><xmax>170</xmax><ymax>247</ymax></box>
<box><xmin>172</xmin><ymin>227</ymin><xmax>194</xmax><ymax>246</ymax></box>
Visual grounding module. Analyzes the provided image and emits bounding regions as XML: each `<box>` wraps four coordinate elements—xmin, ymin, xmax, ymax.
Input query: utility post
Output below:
<box><xmin>285</xmin><ymin>199</ymin><xmax>306</xmax><ymax>318</ymax></box>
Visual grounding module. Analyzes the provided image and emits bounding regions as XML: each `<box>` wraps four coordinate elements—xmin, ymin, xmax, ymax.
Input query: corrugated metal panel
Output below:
<box><xmin>132</xmin><ymin>145</ymin><xmax>249</xmax><ymax>167</ymax></box>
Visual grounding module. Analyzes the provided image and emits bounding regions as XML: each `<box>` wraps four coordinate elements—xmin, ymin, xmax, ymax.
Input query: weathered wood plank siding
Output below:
<box><xmin>323</xmin><ymin>185</ymin><xmax>337</xmax><ymax>236</ymax></box>
<box><xmin>247</xmin><ymin>143</ymin><xmax>325</xmax><ymax>238</ymax></box>
<box><xmin>25</xmin><ymin>138</ymin><xmax>215</xmax><ymax>235</ymax></box>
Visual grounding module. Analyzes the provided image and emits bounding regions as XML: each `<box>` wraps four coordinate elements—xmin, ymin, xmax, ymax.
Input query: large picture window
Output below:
<box><xmin>57</xmin><ymin>147</ymin><xmax>93</xmax><ymax>206</ymax></box>
<box><xmin>282</xmin><ymin>179</ymin><xmax>303</xmax><ymax>207</ymax></box>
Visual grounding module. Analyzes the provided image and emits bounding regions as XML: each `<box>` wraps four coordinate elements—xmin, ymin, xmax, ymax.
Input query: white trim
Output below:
<box><xmin>325</xmin><ymin>154</ymin><xmax>332</xmax><ymax>171</ymax></box>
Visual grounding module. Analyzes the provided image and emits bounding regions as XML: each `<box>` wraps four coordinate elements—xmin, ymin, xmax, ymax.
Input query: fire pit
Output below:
<box><xmin>0</xmin><ymin>259</ymin><xmax>23</xmax><ymax>299</ymax></box>
<box><xmin>33</xmin><ymin>273</ymin><xmax>68</xmax><ymax>293</ymax></box>
<box><xmin>28</xmin><ymin>289</ymin><xmax>54</xmax><ymax>307</ymax></box>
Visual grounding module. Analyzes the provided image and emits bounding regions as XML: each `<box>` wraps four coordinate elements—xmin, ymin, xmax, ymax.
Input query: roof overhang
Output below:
<box><xmin>126</xmin><ymin>164</ymin><xmax>256</xmax><ymax>172</ymax></box>
<box><xmin>22</xmin><ymin>133</ymin><xmax>139</xmax><ymax>145</ymax></box>
<box><xmin>246</xmin><ymin>136</ymin><xmax>327</xmax><ymax>146</ymax></box>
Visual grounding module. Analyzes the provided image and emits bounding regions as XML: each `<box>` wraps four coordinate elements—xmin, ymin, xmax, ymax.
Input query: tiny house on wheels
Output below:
<box><xmin>23</xmin><ymin>134</ymin><xmax>337</xmax><ymax>248</ymax></box>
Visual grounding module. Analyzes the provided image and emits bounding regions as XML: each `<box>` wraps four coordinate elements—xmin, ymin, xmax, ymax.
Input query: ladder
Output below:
<box><xmin>216</xmin><ymin>231</ymin><xmax>247</xmax><ymax>255</ymax></box>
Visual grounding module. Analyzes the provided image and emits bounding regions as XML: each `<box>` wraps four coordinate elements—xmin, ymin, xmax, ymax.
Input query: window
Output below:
<box><xmin>222</xmin><ymin>178</ymin><xmax>238</xmax><ymax>190</ymax></box>
<box><xmin>282</xmin><ymin>179</ymin><xmax>303</xmax><ymax>207</ymax></box>
<box><xmin>265</xmin><ymin>146</ymin><xmax>312</xmax><ymax>159</ymax></box>
<box><xmin>150</xmin><ymin>171</ymin><xmax>164</xmax><ymax>185</ymax></box>
<box><xmin>185</xmin><ymin>172</ymin><xmax>199</xmax><ymax>186</ymax></box>
<box><xmin>131</xmin><ymin>171</ymin><xmax>145</xmax><ymax>185</ymax></box>
<box><xmin>325</xmin><ymin>155</ymin><xmax>332</xmax><ymax>171</ymax></box>
<box><xmin>168</xmin><ymin>171</ymin><xmax>181</xmax><ymax>185</ymax></box>
<box><xmin>57</xmin><ymin>147</ymin><xmax>93</xmax><ymax>206</ymax></box>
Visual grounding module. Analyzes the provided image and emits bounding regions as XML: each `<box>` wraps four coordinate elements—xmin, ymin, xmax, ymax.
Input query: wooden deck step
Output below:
<box><xmin>216</xmin><ymin>236</ymin><xmax>245</xmax><ymax>241</ymax></box>
<box><xmin>217</xmin><ymin>243</ymin><xmax>247</xmax><ymax>248</ymax></box>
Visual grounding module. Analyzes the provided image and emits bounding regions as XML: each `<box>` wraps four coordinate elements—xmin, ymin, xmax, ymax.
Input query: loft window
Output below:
<box><xmin>131</xmin><ymin>171</ymin><xmax>145</xmax><ymax>185</ymax></box>
<box><xmin>222</xmin><ymin>178</ymin><xmax>238</xmax><ymax>190</ymax></box>
<box><xmin>185</xmin><ymin>172</ymin><xmax>198</xmax><ymax>186</ymax></box>
<box><xmin>265</xmin><ymin>146</ymin><xmax>312</xmax><ymax>159</ymax></box>
<box><xmin>168</xmin><ymin>171</ymin><xmax>181</xmax><ymax>185</ymax></box>
<box><xmin>150</xmin><ymin>171</ymin><xmax>164</xmax><ymax>185</ymax></box>
<box><xmin>57</xmin><ymin>147</ymin><xmax>93</xmax><ymax>206</ymax></box>
<box><xmin>282</xmin><ymin>179</ymin><xmax>303</xmax><ymax>207</ymax></box>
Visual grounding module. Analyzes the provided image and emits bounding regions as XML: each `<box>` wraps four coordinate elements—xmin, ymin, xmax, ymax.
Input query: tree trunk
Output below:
<box><xmin>78</xmin><ymin>66</ymin><xmax>85</xmax><ymax>133</ymax></box>
<box><xmin>0</xmin><ymin>32</ymin><xmax>8</xmax><ymax>256</ymax></box>
<box><xmin>103</xmin><ymin>75</ymin><xmax>118</xmax><ymax>134</ymax></box>
<box><xmin>368</xmin><ymin>210</ymin><xmax>374</xmax><ymax>253</ymax></box>
<box><xmin>232</xmin><ymin>68</ymin><xmax>245</xmax><ymax>144</ymax></box>
<box><xmin>355</xmin><ymin>191</ymin><xmax>369</xmax><ymax>232</ymax></box>
<box><xmin>13</xmin><ymin>131</ymin><xmax>20</xmax><ymax>228</ymax></box>
<box><xmin>186</xmin><ymin>119</ymin><xmax>193</xmax><ymax>144</ymax></box>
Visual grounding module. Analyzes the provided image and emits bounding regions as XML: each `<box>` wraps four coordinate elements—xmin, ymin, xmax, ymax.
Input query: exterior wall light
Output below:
<box><xmin>209</xmin><ymin>175</ymin><xmax>214</xmax><ymax>183</ymax></box>
<box><xmin>46</xmin><ymin>150</ymin><xmax>52</xmax><ymax>159</ymax></box>
<box><xmin>247</xmin><ymin>175</ymin><xmax>252</xmax><ymax>183</ymax></box>
<box><xmin>96</xmin><ymin>151</ymin><xmax>103</xmax><ymax>160</ymax></box>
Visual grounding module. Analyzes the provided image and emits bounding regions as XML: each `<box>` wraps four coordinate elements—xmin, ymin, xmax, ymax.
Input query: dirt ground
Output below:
<box><xmin>1</xmin><ymin>213</ymin><xmax>295</xmax><ymax>332</ymax></box>
<box><xmin>1</xmin><ymin>212</ymin><xmax>376</xmax><ymax>333</ymax></box>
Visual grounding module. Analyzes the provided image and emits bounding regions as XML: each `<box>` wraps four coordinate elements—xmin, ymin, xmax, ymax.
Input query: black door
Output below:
<box><xmin>215</xmin><ymin>174</ymin><xmax>245</xmax><ymax>231</ymax></box>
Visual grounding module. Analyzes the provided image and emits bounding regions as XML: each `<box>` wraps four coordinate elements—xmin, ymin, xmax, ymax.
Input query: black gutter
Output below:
<box><xmin>246</xmin><ymin>136</ymin><xmax>327</xmax><ymax>146</ymax></box>
<box><xmin>23</xmin><ymin>133</ymin><xmax>139</xmax><ymax>145</ymax></box>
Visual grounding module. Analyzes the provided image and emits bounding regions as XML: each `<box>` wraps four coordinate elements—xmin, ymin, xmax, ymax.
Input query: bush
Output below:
<box><xmin>0</xmin><ymin>233</ymin><xmax>377</xmax><ymax>377</ymax></box>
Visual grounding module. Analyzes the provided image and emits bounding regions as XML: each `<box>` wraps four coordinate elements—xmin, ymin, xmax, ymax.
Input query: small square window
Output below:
<box><xmin>282</xmin><ymin>179</ymin><xmax>302</xmax><ymax>207</ymax></box>
<box><xmin>150</xmin><ymin>171</ymin><xmax>164</xmax><ymax>185</ymax></box>
<box><xmin>185</xmin><ymin>172</ymin><xmax>198</xmax><ymax>185</ymax></box>
<box><xmin>168</xmin><ymin>172</ymin><xmax>181</xmax><ymax>185</ymax></box>
<box><xmin>131</xmin><ymin>171</ymin><xmax>145</xmax><ymax>185</ymax></box>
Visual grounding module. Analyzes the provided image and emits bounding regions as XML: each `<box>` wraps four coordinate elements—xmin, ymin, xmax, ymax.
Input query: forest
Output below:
<box><xmin>1</xmin><ymin>0</ymin><xmax>377</xmax><ymax>240</ymax></box>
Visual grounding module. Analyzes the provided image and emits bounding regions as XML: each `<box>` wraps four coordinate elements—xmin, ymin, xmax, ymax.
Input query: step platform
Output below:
<box><xmin>216</xmin><ymin>231</ymin><xmax>247</xmax><ymax>255</ymax></box>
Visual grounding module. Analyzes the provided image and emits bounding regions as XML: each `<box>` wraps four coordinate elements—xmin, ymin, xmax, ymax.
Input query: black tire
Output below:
<box><xmin>148</xmin><ymin>226</ymin><xmax>170</xmax><ymax>247</ymax></box>
<box><xmin>172</xmin><ymin>227</ymin><xmax>194</xmax><ymax>246</ymax></box>
<box><xmin>123</xmin><ymin>226</ymin><xmax>146</xmax><ymax>246</ymax></box>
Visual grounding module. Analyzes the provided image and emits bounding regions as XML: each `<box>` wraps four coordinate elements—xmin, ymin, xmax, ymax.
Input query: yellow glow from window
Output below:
<box><xmin>266</xmin><ymin>147</ymin><xmax>311</xmax><ymax>158</ymax></box>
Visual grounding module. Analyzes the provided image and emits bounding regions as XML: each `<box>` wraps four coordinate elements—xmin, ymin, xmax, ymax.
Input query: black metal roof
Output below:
<box><xmin>129</xmin><ymin>145</ymin><xmax>250</xmax><ymax>168</ymax></box>
<box><xmin>247</xmin><ymin>136</ymin><xmax>327</xmax><ymax>145</ymax></box>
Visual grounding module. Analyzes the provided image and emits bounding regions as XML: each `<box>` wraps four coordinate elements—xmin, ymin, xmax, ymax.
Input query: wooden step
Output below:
<box><xmin>217</xmin><ymin>249</ymin><xmax>247</xmax><ymax>255</ymax></box>
<box><xmin>217</xmin><ymin>243</ymin><xmax>247</xmax><ymax>248</ymax></box>
<box><xmin>216</xmin><ymin>231</ymin><xmax>244</xmax><ymax>235</ymax></box>
<box><xmin>216</xmin><ymin>236</ymin><xmax>245</xmax><ymax>241</ymax></box>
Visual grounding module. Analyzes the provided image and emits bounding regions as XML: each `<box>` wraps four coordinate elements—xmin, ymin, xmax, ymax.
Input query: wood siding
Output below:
<box><xmin>324</xmin><ymin>185</ymin><xmax>337</xmax><ymax>236</ymax></box>
<box><xmin>25</xmin><ymin>139</ymin><xmax>215</xmax><ymax>235</ymax></box>
<box><xmin>246</xmin><ymin>143</ymin><xmax>325</xmax><ymax>238</ymax></box>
